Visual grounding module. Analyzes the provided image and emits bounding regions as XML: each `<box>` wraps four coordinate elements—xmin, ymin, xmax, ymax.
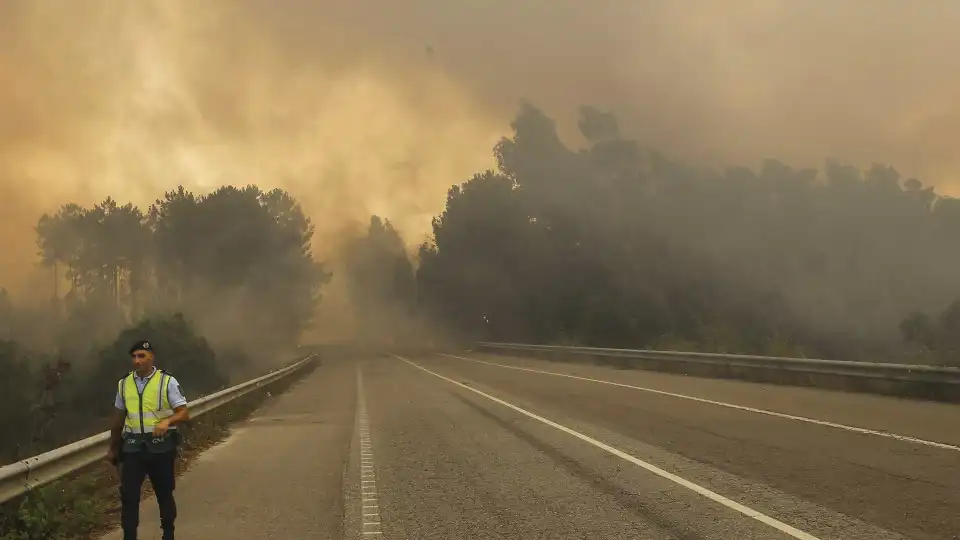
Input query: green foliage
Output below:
<box><xmin>345</xmin><ymin>217</ymin><xmax>416</xmax><ymax>311</ymax></box>
<box><xmin>0</xmin><ymin>341</ymin><xmax>36</xmax><ymax>463</ymax></box>
<box><xmin>35</xmin><ymin>200</ymin><xmax>149</xmax><ymax>309</ymax></box>
<box><xmin>0</xmin><ymin>474</ymin><xmax>111</xmax><ymax>540</ymax></box>
<box><xmin>343</xmin><ymin>216</ymin><xmax>418</xmax><ymax>342</ymax></box>
<box><xmin>900</xmin><ymin>300</ymin><xmax>960</xmax><ymax>366</ymax></box>
<box><xmin>107</xmin><ymin>313</ymin><xmax>225</xmax><ymax>389</ymax></box>
<box><xmin>417</xmin><ymin>103</ymin><xmax>960</xmax><ymax>358</ymax></box>
<box><xmin>4</xmin><ymin>182</ymin><xmax>323</xmax><ymax>463</ymax></box>
<box><xmin>2</xmin><ymin>181</ymin><xmax>325</xmax><ymax>537</ymax></box>
<box><xmin>1</xmin><ymin>312</ymin><xmax>227</xmax><ymax>467</ymax></box>
<box><xmin>34</xmin><ymin>185</ymin><xmax>327</xmax><ymax>353</ymax></box>
<box><xmin>76</xmin><ymin>313</ymin><xmax>227</xmax><ymax>416</ymax></box>
<box><xmin>148</xmin><ymin>184</ymin><xmax>329</xmax><ymax>352</ymax></box>
<box><xmin>0</xmin><ymin>359</ymin><xmax>315</xmax><ymax>540</ymax></box>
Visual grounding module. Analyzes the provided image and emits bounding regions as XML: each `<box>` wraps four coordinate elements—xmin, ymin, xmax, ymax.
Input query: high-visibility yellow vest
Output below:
<box><xmin>119</xmin><ymin>370</ymin><xmax>175</xmax><ymax>435</ymax></box>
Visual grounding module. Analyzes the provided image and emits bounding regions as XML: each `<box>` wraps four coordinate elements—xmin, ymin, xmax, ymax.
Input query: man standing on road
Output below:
<box><xmin>107</xmin><ymin>341</ymin><xmax>190</xmax><ymax>540</ymax></box>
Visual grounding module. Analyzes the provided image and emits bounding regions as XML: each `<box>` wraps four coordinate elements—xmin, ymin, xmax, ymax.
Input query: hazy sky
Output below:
<box><xmin>3</xmin><ymin>0</ymin><xmax>960</xmax><ymax>293</ymax></box>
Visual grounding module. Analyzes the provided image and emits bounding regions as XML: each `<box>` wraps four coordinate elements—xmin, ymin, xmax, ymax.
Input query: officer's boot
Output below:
<box><xmin>160</xmin><ymin>520</ymin><xmax>174</xmax><ymax>540</ymax></box>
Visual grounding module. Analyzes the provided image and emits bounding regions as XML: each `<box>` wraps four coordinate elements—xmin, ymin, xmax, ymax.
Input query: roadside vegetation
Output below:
<box><xmin>4</xmin><ymin>99</ymin><xmax>960</xmax><ymax>537</ymax></box>
<box><xmin>411</xmin><ymin>104</ymin><xmax>960</xmax><ymax>367</ymax></box>
<box><xmin>0</xmin><ymin>356</ymin><xmax>315</xmax><ymax>540</ymax></box>
<box><xmin>1</xmin><ymin>186</ymin><xmax>324</xmax><ymax>538</ymax></box>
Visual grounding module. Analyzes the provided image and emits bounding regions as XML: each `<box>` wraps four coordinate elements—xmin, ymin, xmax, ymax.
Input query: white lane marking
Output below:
<box><xmin>357</xmin><ymin>367</ymin><xmax>383</xmax><ymax>538</ymax></box>
<box><xmin>396</xmin><ymin>355</ymin><xmax>821</xmax><ymax>540</ymax></box>
<box><xmin>440</xmin><ymin>353</ymin><xmax>960</xmax><ymax>453</ymax></box>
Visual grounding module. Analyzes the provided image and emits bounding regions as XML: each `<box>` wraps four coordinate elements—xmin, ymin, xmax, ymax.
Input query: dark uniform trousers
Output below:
<box><xmin>120</xmin><ymin>446</ymin><xmax>178</xmax><ymax>540</ymax></box>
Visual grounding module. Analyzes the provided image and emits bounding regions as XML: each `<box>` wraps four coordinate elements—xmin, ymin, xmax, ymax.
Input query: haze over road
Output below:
<box><xmin>107</xmin><ymin>351</ymin><xmax>960</xmax><ymax>539</ymax></box>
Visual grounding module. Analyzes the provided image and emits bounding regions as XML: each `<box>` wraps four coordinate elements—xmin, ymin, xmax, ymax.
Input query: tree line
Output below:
<box><xmin>0</xmin><ymin>185</ymin><xmax>326</xmax><ymax>462</ymax></box>
<box><xmin>413</xmin><ymin>103</ymin><xmax>960</xmax><ymax>365</ymax></box>
<box><xmin>31</xmin><ymin>185</ymin><xmax>328</xmax><ymax>354</ymax></box>
<box><xmin>208</xmin><ymin>102</ymin><xmax>960</xmax><ymax>365</ymax></box>
<box><xmin>4</xmin><ymin>100</ymin><xmax>960</xmax><ymax>463</ymax></box>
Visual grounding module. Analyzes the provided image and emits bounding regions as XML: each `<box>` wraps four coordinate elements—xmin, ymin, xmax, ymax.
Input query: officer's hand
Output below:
<box><xmin>153</xmin><ymin>420</ymin><xmax>171</xmax><ymax>437</ymax></box>
<box><xmin>106</xmin><ymin>446</ymin><xmax>117</xmax><ymax>465</ymax></box>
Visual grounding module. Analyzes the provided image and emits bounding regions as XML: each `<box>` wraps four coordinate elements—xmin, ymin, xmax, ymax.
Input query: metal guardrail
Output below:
<box><xmin>475</xmin><ymin>342</ymin><xmax>960</xmax><ymax>385</ymax></box>
<box><xmin>0</xmin><ymin>355</ymin><xmax>316</xmax><ymax>505</ymax></box>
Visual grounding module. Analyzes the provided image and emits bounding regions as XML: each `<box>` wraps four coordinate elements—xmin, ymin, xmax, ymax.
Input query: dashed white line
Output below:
<box><xmin>357</xmin><ymin>367</ymin><xmax>383</xmax><ymax>539</ymax></box>
<box><xmin>440</xmin><ymin>353</ymin><xmax>960</xmax><ymax>453</ymax></box>
<box><xmin>396</xmin><ymin>354</ymin><xmax>822</xmax><ymax>540</ymax></box>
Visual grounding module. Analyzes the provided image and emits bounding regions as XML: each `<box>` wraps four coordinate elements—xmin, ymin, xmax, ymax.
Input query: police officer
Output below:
<box><xmin>107</xmin><ymin>341</ymin><xmax>190</xmax><ymax>540</ymax></box>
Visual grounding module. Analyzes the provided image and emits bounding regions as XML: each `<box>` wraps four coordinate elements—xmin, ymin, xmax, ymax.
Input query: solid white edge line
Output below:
<box><xmin>394</xmin><ymin>354</ymin><xmax>821</xmax><ymax>540</ymax></box>
<box><xmin>440</xmin><ymin>353</ymin><xmax>960</xmax><ymax>453</ymax></box>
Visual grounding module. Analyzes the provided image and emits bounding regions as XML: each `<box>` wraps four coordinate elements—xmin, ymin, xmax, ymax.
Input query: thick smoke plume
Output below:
<box><xmin>3</xmin><ymin>0</ymin><xmax>960</xmax><ymax>297</ymax></box>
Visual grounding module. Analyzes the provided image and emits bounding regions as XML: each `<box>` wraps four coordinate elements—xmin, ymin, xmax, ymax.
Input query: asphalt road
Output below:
<box><xmin>104</xmin><ymin>351</ymin><xmax>960</xmax><ymax>539</ymax></box>
<box><xmin>101</xmin><ymin>357</ymin><xmax>356</xmax><ymax>540</ymax></box>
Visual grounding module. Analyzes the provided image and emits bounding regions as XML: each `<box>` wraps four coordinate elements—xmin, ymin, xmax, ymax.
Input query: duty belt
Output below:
<box><xmin>122</xmin><ymin>431</ymin><xmax>180</xmax><ymax>453</ymax></box>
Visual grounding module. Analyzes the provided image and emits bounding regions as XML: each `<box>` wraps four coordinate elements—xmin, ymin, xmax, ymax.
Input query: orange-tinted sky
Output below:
<box><xmin>3</xmin><ymin>0</ymin><xmax>960</xmax><ymax>294</ymax></box>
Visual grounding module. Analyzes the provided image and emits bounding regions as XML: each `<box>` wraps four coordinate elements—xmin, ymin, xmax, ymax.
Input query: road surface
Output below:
<box><xmin>104</xmin><ymin>351</ymin><xmax>960</xmax><ymax>539</ymax></box>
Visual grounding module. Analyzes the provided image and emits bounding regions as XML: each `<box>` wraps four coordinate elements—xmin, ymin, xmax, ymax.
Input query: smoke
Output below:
<box><xmin>0</xmin><ymin>0</ymin><xmax>503</xmax><ymax>295</ymax></box>
<box><xmin>4</xmin><ymin>0</ymin><xmax>960</xmax><ymax>298</ymax></box>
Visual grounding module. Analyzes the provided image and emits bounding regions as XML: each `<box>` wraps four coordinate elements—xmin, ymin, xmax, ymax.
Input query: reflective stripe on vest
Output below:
<box><xmin>120</xmin><ymin>370</ymin><xmax>175</xmax><ymax>434</ymax></box>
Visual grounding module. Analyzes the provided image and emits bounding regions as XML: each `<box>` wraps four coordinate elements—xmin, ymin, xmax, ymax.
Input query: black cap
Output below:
<box><xmin>129</xmin><ymin>341</ymin><xmax>154</xmax><ymax>355</ymax></box>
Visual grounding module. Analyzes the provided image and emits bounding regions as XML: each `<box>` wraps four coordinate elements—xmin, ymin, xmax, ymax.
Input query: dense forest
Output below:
<box><xmin>0</xmin><ymin>186</ymin><xmax>327</xmax><ymax>462</ymax></box>
<box><xmin>3</xmin><ymin>101</ymin><xmax>960</xmax><ymax>463</ymax></box>
<box><xmin>415</xmin><ymin>103</ymin><xmax>960</xmax><ymax>365</ymax></box>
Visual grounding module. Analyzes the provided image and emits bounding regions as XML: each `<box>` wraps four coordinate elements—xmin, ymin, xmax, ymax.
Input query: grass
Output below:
<box><xmin>0</xmin><ymin>358</ymin><xmax>318</xmax><ymax>540</ymax></box>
